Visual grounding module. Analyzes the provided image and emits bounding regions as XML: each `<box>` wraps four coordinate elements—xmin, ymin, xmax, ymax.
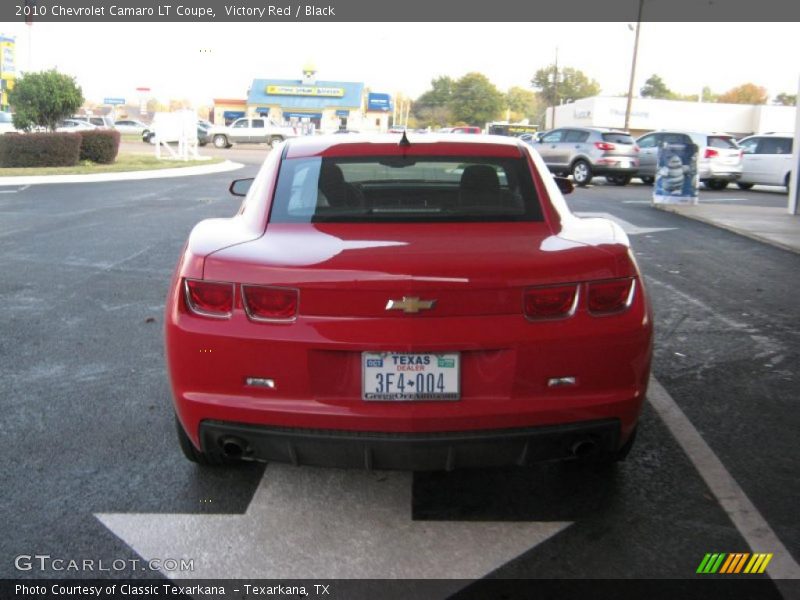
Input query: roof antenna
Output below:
<box><xmin>399</xmin><ymin>130</ymin><xmax>411</xmax><ymax>147</ymax></box>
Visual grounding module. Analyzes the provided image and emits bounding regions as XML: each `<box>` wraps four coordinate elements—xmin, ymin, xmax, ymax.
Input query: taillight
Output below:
<box><xmin>524</xmin><ymin>284</ymin><xmax>578</xmax><ymax>320</ymax></box>
<box><xmin>184</xmin><ymin>279</ymin><xmax>234</xmax><ymax>318</ymax></box>
<box><xmin>587</xmin><ymin>278</ymin><xmax>635</xmax><ymax>315</ymax></box>
<box><xmin>242</xmin><ymin>285</ymin><xmax>298</xmax><ymax>322</ymax></box>
<box><xmin>704</xmin><ymin>148</ymin><xmax>718</xmax><ymax>159</ymax></box>
<box><xmin>595</xmin><ymin>141</ymin><xmax>616</xmax><ymax>151</ymax></box>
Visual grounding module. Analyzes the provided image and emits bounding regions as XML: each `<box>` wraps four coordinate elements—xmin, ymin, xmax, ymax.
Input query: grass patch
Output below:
<box><xmin>0</xmin><ymin>153</ymin><xmax>224</xmax><ymax>176</ymax></box>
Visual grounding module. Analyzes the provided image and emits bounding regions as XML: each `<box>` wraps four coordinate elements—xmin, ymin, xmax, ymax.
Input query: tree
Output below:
<box><xmin>8</xmin><ymin>69</ymin><xmax>83</xmax><ymax>132</ymax></box>
<box><xmin>449</xmin><ymin>73</ymin><xmax>504</xmax><ymax>125</ymax></box>
<box><xmin>412</xmin><ymin>76</ymin><xmax>455</xmax><ymax>128</ymax></box>
<box><xmin>506</xmin><ymin>86</ymin><xmax>544</xmax><ymax>123</ymax></box>
<box><xmin>717</xmin><ymin>83</ymin><xmax>768</xmax><ymax>105</ymax></box>
<box><xmin>774</xmin><ymin>92</ymin><xmax>797</xmax><ymax>106</ymax></box>
<box><xmin>531</xmin><ymin>65</ymin><xmax>601</xmax><ymax>106</ymax></box>
<box><xmin>700</xmin><ymin>86</ymin><xmax>718</xmax><ymax>103</ymax></box>
<box><xmin>640</xmin><ymin>74</ymin><xmax>673</xmax><ymax>99</ymax></box>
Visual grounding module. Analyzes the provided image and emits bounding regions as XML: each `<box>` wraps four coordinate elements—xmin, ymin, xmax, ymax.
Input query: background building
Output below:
<box><xmin>211</xmin><ymin>66</ymin><xmax>393</xmax><ymax>133</ymax></box>
<box><xmin>212</xmin><ymin>98</ymin><xmax>247</xmax><ymax>125</ymax></box>
<box><xmin>546</xmin><ymin>96</ymin><xmax>797</xmax><ymax>137</ymax></box>
<box><xmin>0</xmin><ymin>34</ymin><xmax>15</xmax><ymax>111</ymax></box>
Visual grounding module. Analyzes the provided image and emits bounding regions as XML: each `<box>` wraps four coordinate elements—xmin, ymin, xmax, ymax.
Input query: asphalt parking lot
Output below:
<box><xmin>0</xmin><ymin>155</ymin><xmax>797</xmax><ymax>597</ymax></box>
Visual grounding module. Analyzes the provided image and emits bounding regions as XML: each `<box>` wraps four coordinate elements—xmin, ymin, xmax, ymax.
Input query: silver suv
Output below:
<box><xmin>636</xmin><ymin>131</ymin><xmax>742</xmax><ymax>190</ymax></box>
<box><xmin>532</xmin><ymin>127</ymin><xmax>639</xmax><ymax>186</ymax></box>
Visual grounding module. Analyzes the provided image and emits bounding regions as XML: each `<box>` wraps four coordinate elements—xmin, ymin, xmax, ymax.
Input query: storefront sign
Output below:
<box><xmin>266</xmin><ymin>85</ymin><xmax>344</xmax><ymax>98</ymax></box>
<box><xmin>367</xmin><ymin>93</ymin><xmax>392</xmax><ymax>112</ymax></box>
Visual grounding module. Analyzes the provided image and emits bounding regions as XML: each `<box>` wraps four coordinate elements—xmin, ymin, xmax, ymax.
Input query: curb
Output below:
<box><xmin>652</xmin><ymin>204</ymin><xmax>800</xmax><ymax>255</ymax></box>
<box><xmin>0</xmin><ymin>159</ymin><xmax>245</xmax><ymax>186</ymax></box>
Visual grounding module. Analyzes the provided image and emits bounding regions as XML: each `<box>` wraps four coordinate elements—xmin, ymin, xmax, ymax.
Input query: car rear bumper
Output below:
<box><xmin>198</xmin><ymin>418</ymin><xmax>622</xmax><ymax>470</ymax></box>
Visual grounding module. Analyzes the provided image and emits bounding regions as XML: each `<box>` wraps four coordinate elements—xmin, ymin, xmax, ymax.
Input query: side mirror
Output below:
<box><xmin>229</xmin><ymin>178</ymin><xmax>254</xmax><ymax>197</ymax></box>
<box><xmin>554</xmin><ymin>176</ymin><xmax>574</xmax><ymax>195</ymax></box>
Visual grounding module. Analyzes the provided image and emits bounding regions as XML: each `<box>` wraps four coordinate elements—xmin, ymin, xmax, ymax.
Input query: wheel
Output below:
<box><xmin>213</xmin><ymin>134</ymin><xmax>229</xmax><ymax>149</ymax></box>
<box><xmin>639</xmin><ymin>175</ymin><xmax>654</xmax><ymax>185</ymax></box>
<box><xmin>175</xmin><ymin>415</ymin><xmax>225</xmax><ymax>466</ymax></box>
<box><xmin>704</xmin><ymin>179</ymin><xmax>728</xmax><ymax>190</ymax></box>
<box><xmin>606</xmin><ymin>174</ymin><xmax>632</xmax><ymax>186</ymax></box>
<box><xmin>267</xmin><ymin>135</ymin><xmax>284</xmax><ymax>147</ymax></box>
<box><xmin>736</xmin><ymin>182</ymin><xmax>754</xmax><ymax>190</ymax></box>
<box><xmin>571</xmin><ymin>160</ymin><xmax>593</xmax><ymax>186</ymax></box>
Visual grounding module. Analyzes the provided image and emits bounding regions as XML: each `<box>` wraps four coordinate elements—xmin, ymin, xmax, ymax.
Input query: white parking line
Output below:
<box><xmin>648</xmin><ymin>376</ymin><xmax>800</xmax><ymax>587</ymax></box>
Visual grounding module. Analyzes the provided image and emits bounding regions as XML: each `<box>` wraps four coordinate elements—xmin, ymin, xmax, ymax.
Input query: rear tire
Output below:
<box><xmin>213</xmin><ymin>134</ymin><xmax>229</xmax><ymax>149</ymax></box>
<box><xmin>639</xmin><ymin>175</ymin><xmax>654</xmax><ymax>185</ymax></box>
<box><xmin>736</xmin><ymin>182</ymin><xmax>754</xmax><ymax>190</ymax></box>
<box><xmin>267</xmin><ymin>135</ymin><xmax>284</xmax><ymax>147</ymax></box>
<box><xmin>606</xmin><ymin>174</ymin><xmax>632</xmax><ymax>186</ymax></box>
<box><xmin>571</xmin><ymin>160</ymin><xmax>593</xmax><ymax>186</ymax></box>
<box><xmin>175</xmin><ymin>416</ymin><xmax>225</xmax><ymax>466</ymax></box>
<box><xmin>704</xmin><ymin>179</ymin><xmax>729</xmax><ymax>190</ymax></box>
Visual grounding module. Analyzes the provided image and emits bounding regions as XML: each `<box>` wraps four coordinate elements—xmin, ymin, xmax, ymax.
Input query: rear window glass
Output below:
<box><xmin>602</xmin><ymin>133</ymin><xmax>635</xmax><ymax>144</ymax></box>
<box><xmin>270</xmin><ymin>156</ymin><xmax>543</xmax><ymax>223</ymax></box>
<box><xmin>707</xmin><ymin>136</ymin><xmax>738</xmax><ymax>149</ymax></box>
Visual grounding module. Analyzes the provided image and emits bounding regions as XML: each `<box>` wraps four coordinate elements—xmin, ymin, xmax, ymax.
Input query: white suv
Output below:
<box><xmin>736</xmin><ymin>133</ymin><xmax>794</xmax><ymax>190</ymax></box>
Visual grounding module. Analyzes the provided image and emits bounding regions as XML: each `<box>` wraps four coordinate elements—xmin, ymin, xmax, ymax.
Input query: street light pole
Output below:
<box><xmin>551</xmin><ymin>47</ymin><xmax>559</xmax><ymax>129</ymax></box>
<box><xmin>624</xmin><ymin>0</ymin><xmax>644</xmax><ymax>131</ymax></box>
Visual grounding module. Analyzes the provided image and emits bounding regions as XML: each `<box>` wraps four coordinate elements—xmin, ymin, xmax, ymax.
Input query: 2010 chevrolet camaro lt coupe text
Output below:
<box><xmin>165</xmin><ymin>134</ymin><xmax>653</xmax><ymax>470</ymax></box>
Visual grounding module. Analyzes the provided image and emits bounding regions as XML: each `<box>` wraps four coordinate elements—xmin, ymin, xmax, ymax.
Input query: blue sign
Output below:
<box><xmin>367</xmin><ymin>93</ymin><xmax>392</xmax><ymax>112</ymax></box>
<box><xmin>653</xmin><ymin>142</ymin><xmax>699</xmax><ymax>205</ymax></box>
<box><xmin>335</xmin><ymin>110</ymin><xmax>349</xmax><ymax>117</ymax></box>
<box><xmin>104</xmin><ymin>97</ymin><xmax>125</xmax><ymax>105</ymax></box>
<box><xmin>223</xmin><ymin>110</ymin><xmax>245</xmax><ymax>119</ymax></box>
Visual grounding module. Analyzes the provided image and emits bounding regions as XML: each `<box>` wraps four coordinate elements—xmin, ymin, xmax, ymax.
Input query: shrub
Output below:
<box><xmin>78</xmin><ymin>129</ymin><xmax>120</xmax><ymax>164</ymax></box>
<box><xmin>0</xmin><ymin>132</ymin><xmax>82</xmax><ymax>167</ymax></box>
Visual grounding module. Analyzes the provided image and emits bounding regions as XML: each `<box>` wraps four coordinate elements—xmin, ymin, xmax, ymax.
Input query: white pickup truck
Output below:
<box><xmin>208</xmin><ymin>117</ymin><xmax>299</xmax><ymax>148</ymax></box>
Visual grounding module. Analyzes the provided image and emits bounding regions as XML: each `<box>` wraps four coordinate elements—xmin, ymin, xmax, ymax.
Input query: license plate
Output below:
<box><xmin>362</xmin><ymin>352</ymin><xmax>460</xmax><ymax>401</ymax></box>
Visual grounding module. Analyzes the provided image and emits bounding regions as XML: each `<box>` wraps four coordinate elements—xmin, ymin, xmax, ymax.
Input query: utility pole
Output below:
<box><xmin>551</xmin><ymin>47</ymin><xmax>559</xmax><ymax>129</ymax></box>
<box><xmin>624</xmin><ymin>0</ymin><xmax>644</xmax><ymax>131</ymax></box>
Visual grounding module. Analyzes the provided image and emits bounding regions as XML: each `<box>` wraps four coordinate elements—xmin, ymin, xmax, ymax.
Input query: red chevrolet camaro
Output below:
<box><xmin>166</xmin><ymin>134</ymin><xmax>653</xmax><ymax>470</ymax></box>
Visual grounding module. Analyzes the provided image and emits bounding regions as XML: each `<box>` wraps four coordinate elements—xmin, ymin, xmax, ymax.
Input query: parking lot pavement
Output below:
<box><xmin>653</xmin><ymin>202</ymin><xmax>800</xmax><ymax>254</ymax></box>
<box><xmin>0</xmin><ymin>176</ymin><xmax>797</xmax><ymax>596</ymax></box>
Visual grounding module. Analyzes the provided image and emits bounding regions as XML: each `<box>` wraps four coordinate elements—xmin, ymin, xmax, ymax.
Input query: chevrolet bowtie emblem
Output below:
<box><xmin>385</xmin><ymin>296</ymin><xmax>437</xmax><ymax>314</ymax></box>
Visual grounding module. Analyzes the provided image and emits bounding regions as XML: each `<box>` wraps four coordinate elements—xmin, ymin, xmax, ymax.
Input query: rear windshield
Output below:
<box><xmin>602</xmin><ymin>132</ymin><xmax>635</xmax><ymax>144</ymax></box>
<box><xmin>707</xmin><ymin>136</ymin><xmax>738</xmax><ymax>149</ymax></box>
<box><xmin>269</xmin><ymin>155</ymin><xmax>543</xmax><ymax>223</ymax></box>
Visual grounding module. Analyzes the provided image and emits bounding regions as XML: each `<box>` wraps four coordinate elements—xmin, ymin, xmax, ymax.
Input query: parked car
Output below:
<box><xmin>736</xmin><ymin>133</ymin><xmax>794</xmax><ymax>190</ymax></box>
<box><xmin>533</xmin><ymin>127</ymin><xmax>640</xmax><ymax>186</ymax></box>
<box><xmin>55</xmin><ymin>119</ymin><xmax>97</xmax><ymax>132</ymax></box>
<box><xmin>635</xmin><ymin>131</ymin><xmax>742</xmax><ymax>190</ymax></box>
<box><xmin>166</xmin><ymin>134</ymin><xmax>653</xmax><ymax>470</ymax></box>
<box><xmin>142</xmin><ymin>122</ymin><xmax>210</xmax><ymax>146</ymax></box>
<box><xmin>451</xmin><ymin>126</ymin><xmax>481</xmax><ymax>134</ymax></box>
<box><xmin>72</xmin><ymin>115</ymin><xmax>115</xmax><ymax>128</ymax></box>
<box><xmin>114</xmin><ymin>119</ymin><xmax>150</xmax><ymax>135</ymax></box>
<box><xmin>0</xmin><ymin>111</ymin><xmax>17</xmax><ymax>134</ymax></box>
<box><xmin>519</xmin><ymin>132</ymin><xmax>542</xmax><ymax>144</ymax></box>
<box><xmin>207</xmin><ymin>117</ymin><xmax>298</xmax><ymax>148</ymax></box>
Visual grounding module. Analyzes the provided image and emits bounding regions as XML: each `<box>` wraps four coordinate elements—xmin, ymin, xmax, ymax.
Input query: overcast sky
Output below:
<box><xmin>1</xmin><ymin>22</ymin><xmax>798</xmax><ymax>105</ymax></box>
